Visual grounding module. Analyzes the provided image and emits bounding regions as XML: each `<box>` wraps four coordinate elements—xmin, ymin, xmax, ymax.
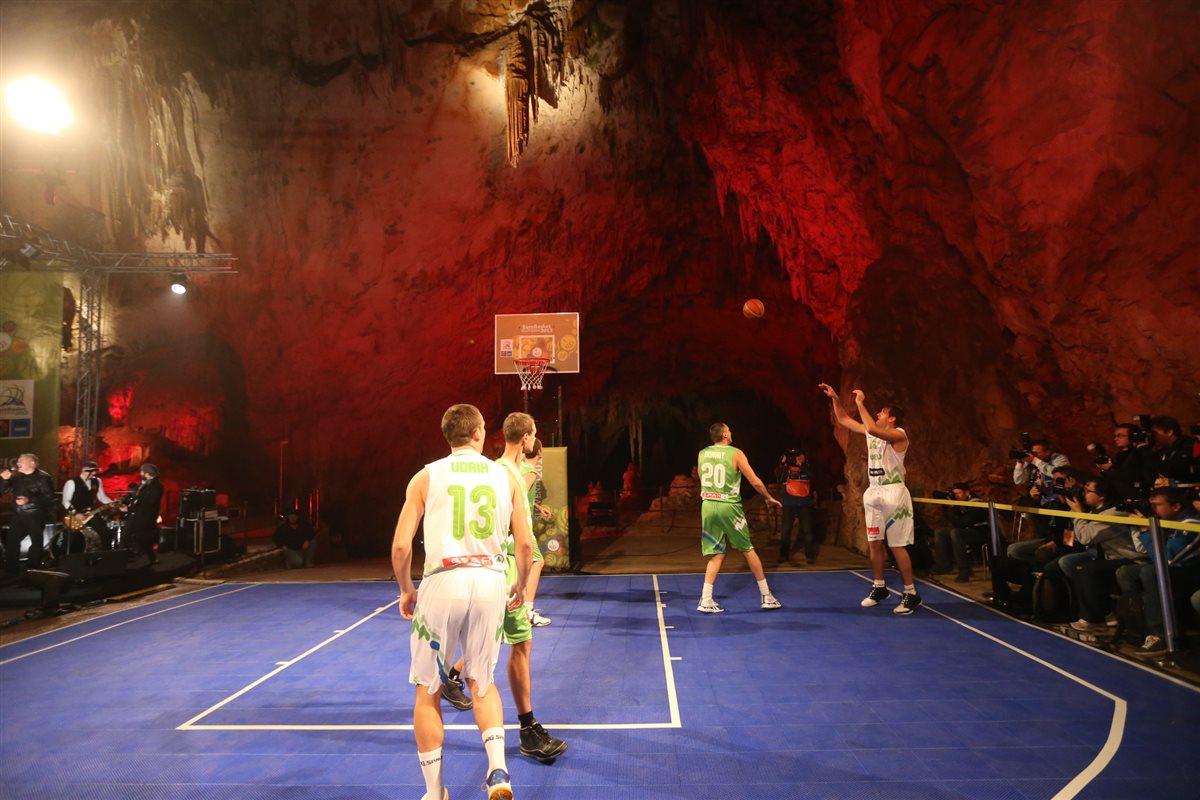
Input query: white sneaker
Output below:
<box><xmin>1069</xmin><ymin>618</ymin><xmax>1105</xmax><ymax>633</ymax></box>
<box><xmin>1139</xmin><ymin>634</ymin><xmax>1166</xmax><ymax>654</ymax></box>
<box><xmin>1105</xmin><ymin>612</ymin><xmax>1118</xmax><ymax>628</ymax></box>
<box><xmin>761</xmin><ymin>593</ymin><xmax>782</xmax><ymax>610</ymax></box>
<box><xmin>530</xmin><ymin>609</ymin><xmax>552</xmax><ymax>626</ymax></box>
<box><xmin>697</xmin><ymin>599</ymin><xmax>725</xmax><ymax>614</ymax></box>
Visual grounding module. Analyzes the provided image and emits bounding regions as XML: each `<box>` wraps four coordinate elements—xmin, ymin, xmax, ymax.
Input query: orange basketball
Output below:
<box><xmin>742</xmin><ymin>298</ymin><xmax>765</xmax><ymax>319</ymax></box>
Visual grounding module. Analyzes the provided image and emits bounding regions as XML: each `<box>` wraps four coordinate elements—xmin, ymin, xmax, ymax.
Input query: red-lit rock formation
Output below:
<box><xmin>1</xmin><ymin>0</ymin><xmax>1196</xmax><ymax>553</ymax></box>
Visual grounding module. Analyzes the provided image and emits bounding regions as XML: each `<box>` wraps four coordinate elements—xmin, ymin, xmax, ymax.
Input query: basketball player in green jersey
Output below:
<box><xmin>697</xmin><ymin>422</ymin><xmax>783</xmax><ymax>613</ymax></box>
<box><xmin>819</xmin><ymin>384</ymin><xmax>921</xmax><ymax>614</ymax></box>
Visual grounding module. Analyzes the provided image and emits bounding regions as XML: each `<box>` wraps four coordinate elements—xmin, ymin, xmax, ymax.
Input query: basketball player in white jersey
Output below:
<box><xmin>392</xmin><ymin>404</ymin><xmax>534</xmax><ymax>800</ymax></box>
<box><xmin>819</xmin><ymin>384</ymin><xmax>922</xmax><ymax>614</ymax></box>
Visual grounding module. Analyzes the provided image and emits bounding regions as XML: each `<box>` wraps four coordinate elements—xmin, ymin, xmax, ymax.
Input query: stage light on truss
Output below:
<box><xmin>169</xmin><ymin>273</ymin><xmax>189</xmax><ymax>294</ymax></box>
<box><xmin>5</xmin><ymin>77</ymin><xmax>73</xmax><ymax>135</ymax></box>
<box><xmin>0</xmin><ymin>242</ymin><xmax>40</xmax><ymax>270</ymax></box>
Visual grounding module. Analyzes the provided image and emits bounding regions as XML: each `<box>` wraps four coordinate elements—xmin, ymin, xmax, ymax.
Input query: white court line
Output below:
<box><xmin>0</xmin><ymin>584</ymin><xmax>257</xmax><ymax>667</ymax></box>
<box><xmin>0</xmin><ymin>582</ymin><xmax>243</xmax><ymax>651</ymax></box>
<box><xmin>916</xmin><ymin>577</ymin><xmax>1200</xmax><ymax>694</ymax></box>
<box><xmin>850</xmin><ymin>571</ymin><xmax>1124</xmax><ymax>800</ymax></box>
<box><xmin>181</xmin><ymin>574</ymin><xmax>683</xmax><ymax>731</ymax></box>
<box><xmin>178</xmin><ymin>599</ymin><xmax>401</xmax><ymax>729</ymax></box>
<box><xmin>652</xmin><ymin>573</ymin><xmax>682</xmax><ymax>728</ymax></box>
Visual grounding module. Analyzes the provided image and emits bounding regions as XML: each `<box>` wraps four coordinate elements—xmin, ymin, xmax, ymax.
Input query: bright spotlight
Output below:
<box><xmin>169</xmin><ymin>273</ymin><xmax>189</xmax><ymax>295</ymax></box>
<box><xmin>5</xmin><ymin>77</ymin><xmax>73</xmax><ymax>135</ymax></box>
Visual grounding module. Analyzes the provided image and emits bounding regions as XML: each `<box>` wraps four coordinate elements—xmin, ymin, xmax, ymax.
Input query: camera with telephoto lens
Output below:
<box><xmin>1087</xmin><ymin>442</ymin><xmax>1110</xmax><ymax>466</ymax></box>
<box><xmin>1008</xmin><ymin>431</ymin><xmax>1034</xmax><ymax>461</ymax></box>
<box><xmin>1130</xmin><ymin>414</ymin><xmax>1154</xmax><ymax>445</ymax></box>
<box><xmin>1115</xmin><ymin>498</ymin><xmax>1149</xmax><ymax>515</ymax></box>
<box><xmin>930</xmin><ymin>489</ymin><xmax>953</xmax><ymax>501</ymax></box>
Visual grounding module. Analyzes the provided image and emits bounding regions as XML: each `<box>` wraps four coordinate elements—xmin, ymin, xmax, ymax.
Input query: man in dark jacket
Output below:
<box><xmin>1</xmin><ymin>453</ymin><xmax>56</xmax><ymax>575</ymax></box>
<box><xmin>120</xmin><ymin>464</ymin><xmax>164</xmax><ymax>565</ymax></box>
<box><xmin>932</xmin><ymin>483</ymin><xmax>990</xmax><ymax>582</ymax></box>
<box><xmin>274</xmin><ymin>509</ymin><xmax>318</xmax><ymax>568</ymax></box>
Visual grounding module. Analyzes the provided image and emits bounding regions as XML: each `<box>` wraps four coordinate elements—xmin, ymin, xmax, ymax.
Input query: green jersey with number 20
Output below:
<box><xmin>698</xmin><ymin>444</ymin><xmax>741</xmax><ymax>503</ymax></box>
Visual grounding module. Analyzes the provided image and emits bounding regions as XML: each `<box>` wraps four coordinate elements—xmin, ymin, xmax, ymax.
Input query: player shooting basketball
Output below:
<box><xmin>818</xmin><ymin>384</ymin><xmax>922</xmax><ymax>614</ymax></box>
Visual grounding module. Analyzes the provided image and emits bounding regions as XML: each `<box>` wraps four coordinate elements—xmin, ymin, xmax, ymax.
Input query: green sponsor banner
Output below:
<box><xmin>533</xmin><ymin>446</ymin><xmax>570</xmax><ymax>569</ymax></box>
<box><xmin>0</xmin><ymin>272</ymin><xmax>63</xmax><ymax>470</ymax></box>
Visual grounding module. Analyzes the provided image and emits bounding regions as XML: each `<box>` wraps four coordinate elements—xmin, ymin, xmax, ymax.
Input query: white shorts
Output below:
<box><xmin>409</xmin><ymin>567</ymin><xmax>507</xmax><ymax>698</ymax></box>
<box><xmin>863</xmin><ymin>484</ymin><xmax>914</xmax><ymax>547</ymax></box>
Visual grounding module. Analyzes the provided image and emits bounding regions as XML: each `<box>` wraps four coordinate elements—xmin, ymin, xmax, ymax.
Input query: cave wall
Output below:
<box><xmin>1</xmin><ymin>0</ymin><xmax>1197</xmax><ymax>552</ymax></box>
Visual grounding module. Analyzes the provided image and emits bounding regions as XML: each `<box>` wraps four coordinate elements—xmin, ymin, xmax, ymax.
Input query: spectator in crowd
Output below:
<box><xmin>777</xmin><ymin>448</ymin><xmax>818</xmax><ymax>563</ymax></box>
<box><xmin>1096</xmin><ymin>423</ymin><xmax>1154</xmax><ymax>503</ymax></box>
<box><xmin>1114</xmin><ymin>487</ymin><xmax>1200</xmax><ymax>655</ymax></box>
<box><xmin>1010</xmin><ymin>440</ymin><xmax>1071</xmax><ymax>561</ymax></box>
<box><xmin>1149</xmin><ymin>416</ymin><xmax>1199</xmax><ymax>487</ymax></box>
<box><xmin>1061</xmin><ymin>479</ymin><xmax>1142</xmax><ymax>632</ymax></box>
<box><xmin>931</xmin><ymin>483</ymin><xmax>989</xmax><ymax>582</ymax></box>
<box><xmin>274</xmin><ymin>509</ymin><xmax>318</xmax><ymax>568</ymax></box>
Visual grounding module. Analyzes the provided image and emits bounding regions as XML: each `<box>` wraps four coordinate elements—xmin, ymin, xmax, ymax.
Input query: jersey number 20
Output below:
<box><xmin>700</xmin><ymin>462</ymin><xmax>727</xmax><ymax>488</ymax></box>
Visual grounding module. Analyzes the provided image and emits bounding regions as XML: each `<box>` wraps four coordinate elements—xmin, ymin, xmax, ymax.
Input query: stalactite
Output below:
<box><xmin>505</xmin><ymin>30</ymin><xmax>531</xmax><ymax>167</ymax></box>
<box><xmin>503</xmin><ymin>7</ymin><xmax>571</xmax><ymax>167</ymax></box>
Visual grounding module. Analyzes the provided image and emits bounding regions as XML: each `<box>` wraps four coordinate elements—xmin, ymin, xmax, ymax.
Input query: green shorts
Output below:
<box><xmin>531</xmin><ymin>530</ymin><xmax>544</xmax><ymax>562</ymax></box>
<box><xmin>700</xmin><ymin>500</ymin><xmax>753</xmax><ymax>556</ymax></box>
<box><xmin>502</xmin><ymin>553</ymin><xmax>532</xmax><ymax>645</ymax></box>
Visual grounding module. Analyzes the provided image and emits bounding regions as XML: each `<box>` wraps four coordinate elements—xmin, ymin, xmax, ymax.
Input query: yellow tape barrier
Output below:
<box><xmin>912</xmin><ymin>496</ymin><xmax>1200</xmax><ymax>534</ymax></box>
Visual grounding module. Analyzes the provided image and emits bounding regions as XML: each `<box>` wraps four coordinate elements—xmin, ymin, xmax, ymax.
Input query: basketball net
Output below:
<box><xmin>514</xmin><ymin>356</ymin><xmax>550</xmax><ymax>391</ymax></box>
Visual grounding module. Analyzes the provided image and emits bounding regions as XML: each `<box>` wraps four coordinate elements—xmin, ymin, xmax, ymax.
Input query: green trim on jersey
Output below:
<box><xmin>698</xmin><ymin>444</ymin><xmax>741</xmax><ymax>502</ymax></box>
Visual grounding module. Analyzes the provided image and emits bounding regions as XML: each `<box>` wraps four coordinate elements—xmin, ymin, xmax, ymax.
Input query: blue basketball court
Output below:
<box><xmin>2</xmin><ymin>572</ymin><xmax>1197</xmax><ymax>799</ymax></box>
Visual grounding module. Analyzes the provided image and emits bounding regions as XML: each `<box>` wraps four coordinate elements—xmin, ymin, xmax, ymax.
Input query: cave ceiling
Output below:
<box><xmin>1</xmin><ymin>0</ymin><xmax>1197</xmax><ymax>541</ymax></box>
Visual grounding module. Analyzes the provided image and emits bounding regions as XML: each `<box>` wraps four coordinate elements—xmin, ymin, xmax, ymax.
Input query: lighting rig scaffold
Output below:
<box><xmin>0</xmin><ymin>212</ymin><xmax>237</xmax><ymax>472</ymax></box>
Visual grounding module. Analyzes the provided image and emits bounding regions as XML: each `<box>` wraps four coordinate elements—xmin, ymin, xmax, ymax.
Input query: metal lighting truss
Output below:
<box><xmin>0</xmin><ymin>212</ymin><xmax>236</xmax><ymax>470</ymax></box>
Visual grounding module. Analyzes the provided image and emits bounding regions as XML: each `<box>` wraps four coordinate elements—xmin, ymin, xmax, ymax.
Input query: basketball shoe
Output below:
<box><xmin>860</xmin><ymin>585</ymin><xmax>890</xmax><ymax>607</ymax></box>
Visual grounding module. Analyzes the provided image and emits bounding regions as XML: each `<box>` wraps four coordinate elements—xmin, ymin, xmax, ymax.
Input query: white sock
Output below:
<box><xmin>757</xmin><ymin>579</ymin><xmax>770</xmax><ymax>596</ymax></box>
<box><xmin>701</xmin><ymin>582</ymin><xmax>714</xmax><ymax>601</ymax></box>
<box><xmin>904</xmin><ymin>584</ymin><xmax>916</xmax><ymax>595</ymax></box>
<box><xmin>873</xmin><ymin>579</ymin><xmax>885</xmax><ymax>588</ymax></box>
<box><xmin>482</xmin><ymin>726</ymin><xmax>506</xmax><ymax>774</ymax></box>
<box><xmin>524</xmin><ymin>600</ymin><xmax>534</xmax><ymax>612</ymax></box>
<box><xmin>417</xmin><ymin>747</ymin><xmax>442</xmax><ymax>800</ymax></box>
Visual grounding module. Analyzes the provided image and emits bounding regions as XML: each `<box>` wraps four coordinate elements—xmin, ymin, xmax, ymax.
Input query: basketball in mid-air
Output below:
<box><xmin>742</xmin><ymin>298</ymin><xmax>765</xmax><ymax>319</ymax></box>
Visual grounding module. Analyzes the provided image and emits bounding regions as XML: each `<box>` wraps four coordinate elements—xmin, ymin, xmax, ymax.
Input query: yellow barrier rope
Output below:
<box><xmin>912</xmin><ymin>496</ymin><xmax>1200</xmax><ymax>534</ymax></box>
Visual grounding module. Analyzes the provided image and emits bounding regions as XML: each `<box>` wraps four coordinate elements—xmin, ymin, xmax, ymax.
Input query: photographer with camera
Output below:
<box><xmin>931</xmin><ymin>483</ymin><xmax>989</xmax><ymax>582</ymax></box>
<box><xmin>1010</xmin><ymin>438</ymin><xmax>1071</xmax><ymax>563</ymax></box>
<box><xmin>1113</xmin><ymin>486</ymin><xmax>1200</xmax><ymax>655</ymax></box>
<box><xmin>1062</xmin><ymin>479</ymin><xmax>1142</xmax><ymax>635</ymax></box>
<box><xmin>1092</xmin><ymin>423</ymin><xmax>1154</xmax><ymax>504</ymax></box>
<box><xmin>1148</xmin><ymin>416</ymin><xmax>1199</xmax><ymax>488</ymax></box>
<box><xmin>777</xmin><ymin>448</ymin><xmax>818</xmax><ymax>563</ymax></box>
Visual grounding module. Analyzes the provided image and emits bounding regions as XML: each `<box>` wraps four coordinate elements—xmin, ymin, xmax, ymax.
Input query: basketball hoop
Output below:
<box><xmin>514</xmin><ymin>356</ymin><xmax>551</xmax><ymax>391</ymax></box>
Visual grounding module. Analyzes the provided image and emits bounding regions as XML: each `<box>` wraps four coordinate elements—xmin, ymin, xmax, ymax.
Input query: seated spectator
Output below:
<box><xmin>989</xmin><ymin>507</ymin><xmax>1084</xmax><ymax>615</ymax></box>
<box><xmin>1061</xmin><ymin>480</ymin><xmax>1142</xmax><ymax>632</ymax></box>
<box><xmin>1114</xmin><ymin>487</ymin><xmax>1200</xmax><ymax>655</ymax></box>
<box><xmin>1010</xmin><ymin>440</ymin><xmax>1070</xmax><ymax>562</ymax></box>
<box><xmin>932</xmin><ymin>483</ymin><xmax>990</xmax><ymax>582</ymax></box>
<box><xmin>1148</xmin><ymin>416</ymin><xmax>1199</xmax><ymax>488</ymax></box>
<box><xmin>274</xmin><ymin>509</ymin><xmax>317</xmax><ymax>568</ymax></box>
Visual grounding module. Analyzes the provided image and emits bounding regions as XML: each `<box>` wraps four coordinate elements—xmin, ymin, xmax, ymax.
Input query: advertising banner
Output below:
<box><xmin>533</xmin><ymin>446</ymin><xmax>570</xmax><ymax>570</ymax></box>
<box><xmin>0</xmin><ymin>272</ymin><xmax>63</xmax><ymax>468</ymax></box>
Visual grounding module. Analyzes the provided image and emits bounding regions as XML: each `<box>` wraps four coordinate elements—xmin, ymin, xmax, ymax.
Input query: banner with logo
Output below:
<box><xmin>533</xmin><ymin>446</ymin><xmax>570</xmax><ymax>570</ymax></box>
<box><xmin>0</xmin><ymin>272</ymin><xmax>63</xmax><ymax>468</ymax></box>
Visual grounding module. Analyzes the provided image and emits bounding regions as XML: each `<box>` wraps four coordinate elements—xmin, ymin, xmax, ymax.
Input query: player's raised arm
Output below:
<box><xmin>508</xmin><ymin>468</ymin><xmax>533</xmax><ymax>610</ymax></box>
<box><xmin>734</xmin><ymin>449</ymin><xmax>782</xmax><ymax>508</ymax></box>
<box><xmin>819</xmin><ymin>383</ymin><xmax>866</xmax><ymax>434</ymax></box>
<box><xmin>392</xmin><ymin>468</ymin><xmax>429</xmax><ymax>619</ymax></box>
<box><xmin>853</xmin><ymin>389</ymin><xmax>908</xmax><ymax>449</ymax></box>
